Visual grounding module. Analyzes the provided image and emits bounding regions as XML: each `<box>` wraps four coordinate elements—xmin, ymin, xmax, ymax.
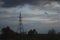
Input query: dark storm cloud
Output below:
<box><xmin>2</xmin><ymin>0</ymin><xmax>40</xmax><ymax>7</ymax></box>
<box><xmin>1</xmin><ymin>0</ymin><xmax>60</xmax><ymax>7</ymax></box>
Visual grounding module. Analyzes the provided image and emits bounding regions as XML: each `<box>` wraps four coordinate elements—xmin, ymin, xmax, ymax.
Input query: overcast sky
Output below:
<box><xmin>0</xmin><ymin>0</ymin><xmax>60</xmax><ymax>33</ymax></box>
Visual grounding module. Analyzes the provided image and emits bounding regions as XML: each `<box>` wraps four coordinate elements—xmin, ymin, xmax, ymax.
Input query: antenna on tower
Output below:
<box><xmin>19</xmin><ymin>12</ymin><xmax>24</xmax><ymax>33</ymax></box>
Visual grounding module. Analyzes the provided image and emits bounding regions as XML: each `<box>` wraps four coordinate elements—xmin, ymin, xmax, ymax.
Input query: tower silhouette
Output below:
<box><xmin>19</xmin><ymin>12</ymin><xmax>24</xmax><ymax>33</ymax></box>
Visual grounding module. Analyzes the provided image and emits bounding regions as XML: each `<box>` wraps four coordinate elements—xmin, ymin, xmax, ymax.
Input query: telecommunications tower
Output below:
<box><xmin>19</xmin><ymin>12</ymin><xmax>24</xmax><ymax>33</ymax></box>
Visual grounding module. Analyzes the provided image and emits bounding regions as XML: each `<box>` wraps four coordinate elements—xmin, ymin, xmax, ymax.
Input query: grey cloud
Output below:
<box><xmin>0</xmin><ymin>0</ymin><xmax>59</xmax><ymax>7</ymax></box>
<box><xmin>1</xmin><ymin>0</ymin><xmax>40</xmax><ymax>7</ymax></box>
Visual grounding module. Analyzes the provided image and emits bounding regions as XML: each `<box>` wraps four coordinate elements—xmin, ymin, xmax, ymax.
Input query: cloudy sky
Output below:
<box><xmin>0</xmin><ymin>0</ymin><xmax>60</xmax><ymax>33</ymax></box>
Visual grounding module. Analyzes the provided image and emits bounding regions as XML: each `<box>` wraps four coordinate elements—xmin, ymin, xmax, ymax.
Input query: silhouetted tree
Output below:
<box><xmin>48</xmin><ymin>29</ymin><xmax>56</xmax><ymax>35</ymax></box>
<box><xmin>48</xmin><ymin>29</ymin><xmax>56</xmax><ymax>40</ymax></box>
<box><xmin>28</xmin><ymin>29</ymin><xmax>33</xmax><ymax>35</ymax></box>
<box><xmin>1</xmin><ymin>26</ymin><xmax>15</xmax><ymax>40</ymax></box>
<box><xmin>28</xmin><ymin>29</ymin><xmax>38</xmax><ymax>35</ymax></box>
<box><xmin>32</xmin><ymin>29</ymin><xmax>38</xmax><ymax>34</ymax></box>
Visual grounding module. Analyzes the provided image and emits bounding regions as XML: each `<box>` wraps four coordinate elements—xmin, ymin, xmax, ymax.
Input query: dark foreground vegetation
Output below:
<box><xmin>0</xmin><ymin>26</ymin><xmax>60</xmax><ymax>40</ymax></box>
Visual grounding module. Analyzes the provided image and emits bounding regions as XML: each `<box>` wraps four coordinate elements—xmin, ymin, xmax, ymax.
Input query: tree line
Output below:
<box><xmin>0</xmin><ymin>26</ymin><xmax>60</xmax><ymax>40</ymax></box>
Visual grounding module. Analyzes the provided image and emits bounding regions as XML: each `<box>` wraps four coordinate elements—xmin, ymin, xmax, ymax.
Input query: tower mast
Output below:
<box><xmin>19</xmin><ymin>12</ymin><xmax>24</xmax><ymax>33</ymax></box>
